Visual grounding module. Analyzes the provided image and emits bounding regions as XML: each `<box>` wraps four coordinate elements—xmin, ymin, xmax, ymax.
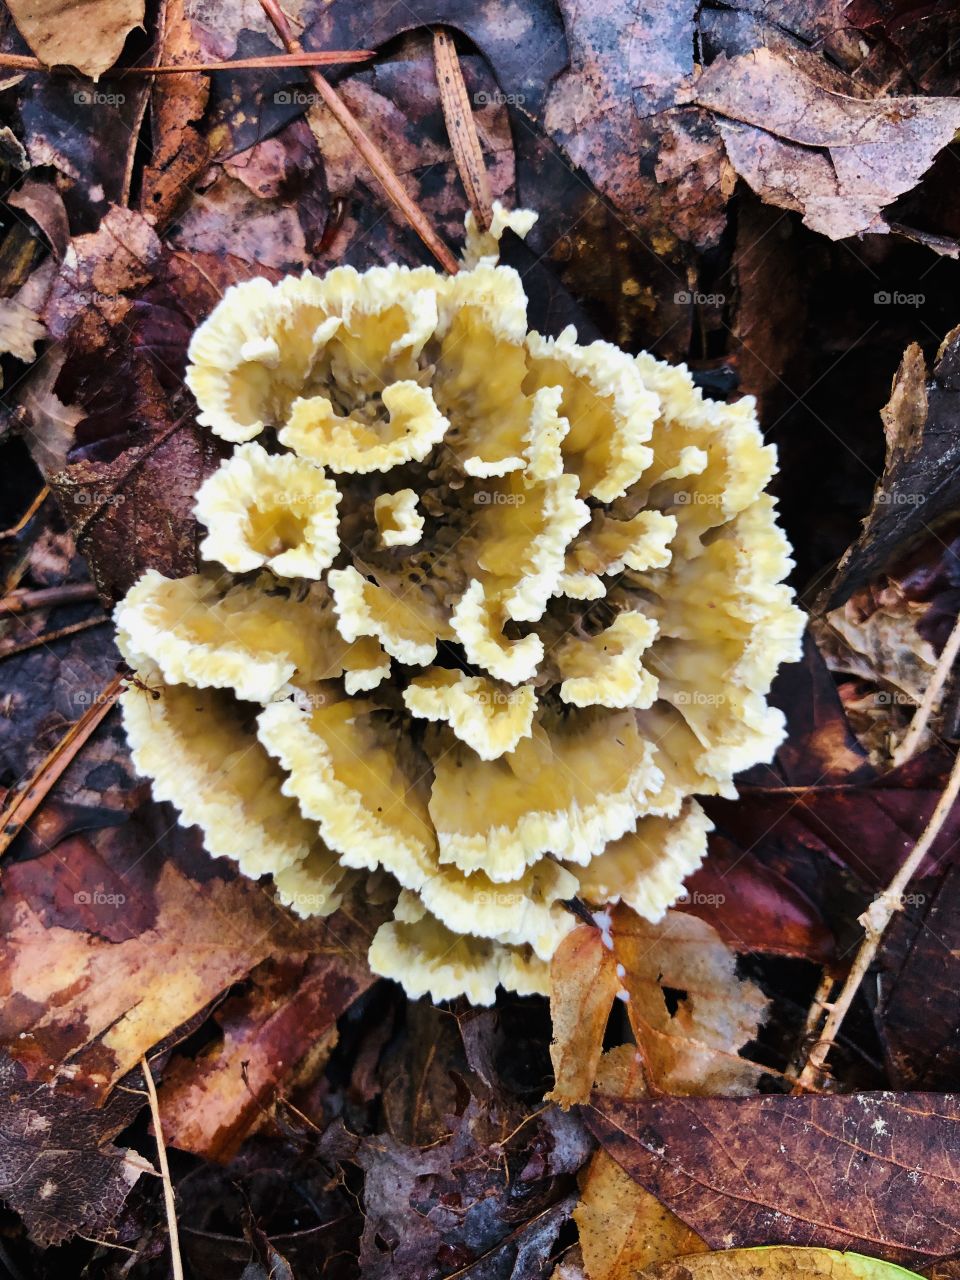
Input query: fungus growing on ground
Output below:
<box><xmin>116</xmin><ymin>207</ymin><xmax>804</xmax><ymax>1004</ymax></box>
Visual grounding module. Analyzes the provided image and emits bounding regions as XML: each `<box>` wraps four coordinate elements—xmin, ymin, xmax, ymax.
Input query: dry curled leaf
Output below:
<box><xmin>548</xmin><ymin>923</ymin><xmax>622</xmax><ymax>1110</ymax></box>
<box><xmin>612</xmin><ymin>907</ymin><xmax>770</xmax><ymax>1097</ymax></box>
<box><xmin>691</xmin><ymin>48</ymin><xmax>960</xmax><ymax>242</ymax></box>
<box><xmin>6</xmin><ymin>0</ymin><xmax>144</xmax><ymax>79</ymax></box>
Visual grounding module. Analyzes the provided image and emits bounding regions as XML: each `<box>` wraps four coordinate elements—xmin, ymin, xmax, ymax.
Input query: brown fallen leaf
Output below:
<box><xmin>6</xmin><ymin>0</ymin><xmax>144</xmax><ymax>80</ymax></box>
<box><xmin>139</xmin><ymin>0</ymin><xmax>210</xmax><ymax>228</ymax></box>
<box><xmin>157</xmin><ymin>943</ymin><xmax>375</xmax><ymax>1162</ymax></box>
<box><xmin>690</xmin><ymin>48</ymin><xmax>960</xmax><ymax>243</ymax></box>
<box><xmin>612</xmin><ymin>907</ymin><xmax>770</xmax><ymax>1097</ymax></box>
<box><xmin>0</xmin><ymin>1048</ymin><xmax>146</xmax><ymax>1246</ymax></box>
<box><xmin>549</xmin><ymin>908</ymin><xmax>770</xmax><ymax>1110</ymax></box>
<box><xmin>548</xmin><ymin>923</ymin><xmax>621</xmax><ymax>1109</ymax></box>
<box><xmin>0</xmin><ymin>807</ymin><xmax>374</xmax><ymax>1100</ymax></box>
<box><xmin>576</xmin><ymin>1045</ymin><xmax>709</xmax><ymax>1280</ymax></box>
<box><xmin>585</xmin><ymin>1090</ymin><xmax>960</xmax><ymax>1266</ymax></box>
<box><xmin>357</xmin><ymin>1097</ymin><xmax>584</xmax><ymax>1280</ymax></box>
<box><xmin>543</xmin><ymin>0</ymin><xmax>731</xmax><ymax>252</ymax></box>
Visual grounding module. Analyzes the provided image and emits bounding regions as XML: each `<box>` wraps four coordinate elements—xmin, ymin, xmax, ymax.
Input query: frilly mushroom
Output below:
<box><xmin>115</xmin><ymin>203</ymin><xmax>804</xmax><ymax>1005</ymax></box>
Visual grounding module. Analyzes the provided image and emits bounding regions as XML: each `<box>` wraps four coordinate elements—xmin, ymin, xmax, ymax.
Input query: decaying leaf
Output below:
<box><xmin>139</xmin><ymin>0</ymin><xmax>210</xmax><ymax>227</ymax></box>
<box><xmin>357</xmin><ymin>1097</ymin><xmax>585</xmax><ymax>1280</ymax></box>
<box><xmin>0</xmin><ymin>803</ymin><xmax>375</xmax><ymax>1102</ymax></box>
<box><xmin>157</xmin><ymin>944</ymin><xmax>374</xmax><ymax>1161</ymax></box>
<box><xmin>640</xmin><ymin>1248</ymin><xmax>925</xmax><ymax>1279</ymax></box>
<box><xmin>6</xmin><ymin>0</ymin><xmax>144</xmax><ymax>80</ymax></box>
<box><xmin>875</xmin><ymin>864</ymin><xmax>960</xmax><ymax>1090</ymax></box>
<box><xmin>548</xmin><ymin>924</ymin><xmax>622</xmax><ymax>1109</ymax></box>
<box><xmin>549</xmin><ymin>908</ymin><xmax>769</xmax><ymax>1109</ymax></box>
<box><xmin>613</xmin><ymin>908</ymin><xmax>770</xmax><ymax>1096</ymax></box>
<box><xmin>0</xmin><ymin>1049</ymin><xmax>147</xmax><ymax>1246</ymax></box>
<box><xmin>691</xmin><ymin>49</ymin><xmax>960</xmax><ymax>242</ymax></box>
<box><xmin>576</xmin><ymin>1045</ymin><xmax>709</xmax><ymax>1280</ymax></box>
<box><xmin>586</xmin><ymin>1091</ymin><xmax>960</xmax><ymax>1266</ymax></box>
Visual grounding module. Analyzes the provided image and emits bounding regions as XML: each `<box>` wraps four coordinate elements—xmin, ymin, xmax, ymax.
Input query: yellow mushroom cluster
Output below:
<box><xmin>115</xmin><ymin>208</ymin><xmax>804</xmax><ymax>1005</ymax></box>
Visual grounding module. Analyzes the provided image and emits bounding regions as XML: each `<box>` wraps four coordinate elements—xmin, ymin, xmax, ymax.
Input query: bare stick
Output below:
<box><xmin>141</xmin><ymin>1055</ymin><xmax>184</xmax><ymax>1280</ymax></box>
<box><xmin>796</xmin><ymin>743</ymin><xmax>960</xmax><ymax>1089</ymax></box>
<box><xmin>0</xmin><ymin>49</ymin><xmax>374</xmax><ymax>74</ymax></box>
<box><xmin>0</xmin><ymin>486</ymin><xmax>48</xmax><ymax>539</ymax></box>
<box><xmin>892</xmin><ymin>608</ymin><xmax>960</xmax><ymax>768</ymax></box>
<box><xmin>0</xmin><ymin>582</ymin><xmax>98</xmax><ymax>614</ymax></box>
<box><xmin>257</xmin><ymin>0</ymin><xmax>460</xmax><ymax>275</ymax></box>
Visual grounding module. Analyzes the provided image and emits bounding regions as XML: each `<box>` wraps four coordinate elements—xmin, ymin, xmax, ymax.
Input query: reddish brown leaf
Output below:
<box><xmin>585</xmin><ymin>1091</ymin><xmax>960</xmax><ymax>1266</ymax></box>
<box><xmin>158</xmin><ymin>944</ymin><xmax>375</xmax><ymax>1162</ymax></box>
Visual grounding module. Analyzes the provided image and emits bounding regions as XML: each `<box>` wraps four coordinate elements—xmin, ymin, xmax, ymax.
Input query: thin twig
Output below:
<box><xmin>892</xmin><ymin>608</ymin><xmax>960</xmax><ymax>768</ymax></box>
<box><xmin>0</xmin><ymin>582</ymin><xmax>98</xmax><ymax>614</ymax></box>
<box><xmin>795</xmin><ymin>743</ymin><xmax>960</xmax><ymax>1090</ymax></box>
<box><xmin>0</xmin><ymin>486</ymin><xmax>48</xmax><ymax>539</ymax></box>
<box><xmin>0</xmin><ymin>49</ymin><xmax>373</xmax><ymax>75</ymax></box>
<box><xmin>0</xmin><ymin>614</ymin><xmax>108</xmax><ymax>659</ymax></box>
<box><xmin>257</xmin><ymin>0</ymin><xmax>460</xmax><ymax>275</ymax></box>
<box><xmin>432</xmin><ymin>29</ymin><xmax>492</xmax><ymax>231</ymax></box>
<box><xmin>140</xmin><ymin>1055</ymin><xmax>184</xmax><ymax>1280</ymax></box>
<box><xmin>789</xmin><ymin>968</ymin><xmax>835</xmax><ymax>1079</ymax></box>
<box><xmin>0</xmin><ymin>672</ymin><xmax>123</xmax><ymax>858</ymax></box>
